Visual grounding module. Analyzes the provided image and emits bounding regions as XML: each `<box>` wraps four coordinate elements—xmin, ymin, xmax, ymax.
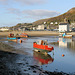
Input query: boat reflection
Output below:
<box><xmin>59</xmin><ymin>38</ymin><xmax>72</xmax><ymax>48</ymax></box>
<box><xmin>50</xmin><ymin>37</ymin><xmax>75</xmax><ymax>52</ymax></box>
<box><xmin>33</xmin><ymin>51</ymin><xmax>54</xmax><ymax>65</ymax></box>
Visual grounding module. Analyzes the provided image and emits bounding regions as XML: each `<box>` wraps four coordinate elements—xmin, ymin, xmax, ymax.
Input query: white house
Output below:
<box><xmin>55</xmin><ymin>22</ymin><xmax>58</xmax><ymax>24</ymax></box>
<box><xmin>37</xmin><ymin>25</ymin><xmax>46</xmax><ymax>30</ymax></box>
<box><xmin>33</xmin><ymin>27</ymin><xmax>36</xmax><ymax>30</ymax></box>
<box><xmin>59</xmin><ymin>23</ymin><xmax>69</xmax><ymax>32</ymax></box>
<box><xmin>50</xmin><ymin>22</ymin><xmax>53</xmax><ymax>25</ymax></box>
<box><xmin>0</xmin><ymin>28</ymin><xmax>9</xmax><ymax>31</ymax></box>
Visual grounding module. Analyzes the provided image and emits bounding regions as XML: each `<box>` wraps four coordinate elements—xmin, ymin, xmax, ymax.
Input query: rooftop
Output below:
<box><xmin>59</xmin><ymin>23</ymin><xmax>69</xmax><ymax>25</ymax></box>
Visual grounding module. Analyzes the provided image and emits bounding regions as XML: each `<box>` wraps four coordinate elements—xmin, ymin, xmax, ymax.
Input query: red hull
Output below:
<box><xmin>20</xmin><ymin>33</ymin><xmax>28</xmax><ymax>38</ymax></box>
<box><xmin>33</xmin><ymin>42</ymin><xmax>54</xmax><ymax>52</ymax></box>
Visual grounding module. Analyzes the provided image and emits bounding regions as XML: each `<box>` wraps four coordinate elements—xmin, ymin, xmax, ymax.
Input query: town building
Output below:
<box><xmin>50</xmin><ymin>22</ymin><xmax>53</xmax><ymax>25</ymax></box>
<box><xmin>33</xmin><ymin>27</ymin><xmax>36</xmax><ymax>30</ymax></box>
<box><xmin>37</xmin><ymin>25</ymin><xmax>46</xmax><ymax>30</ymax></box>
<box><xmin>59</xmin><ymin>23</ymin><xmax>69</xmax><ymax>32</ymax></box>
<box><xmin>0</xmin><ymin>28</ymin><xmax>9</xmax><ymax>31</ymax></box>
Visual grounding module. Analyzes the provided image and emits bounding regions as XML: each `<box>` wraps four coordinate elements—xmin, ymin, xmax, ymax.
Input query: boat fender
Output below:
<box><xmin>20</xmin><ymin>40</ymin><xmax>22</xmax><ymax>43</ymax></box>
<box><xmin>26</xmin><ymin>35</ymin><xmax>28</xmax><ymax>38</ymax></box>
<box><xmin>62</xmin><ymin>54</ymin><xmax>65</xmax><ymax>57</ymax></box>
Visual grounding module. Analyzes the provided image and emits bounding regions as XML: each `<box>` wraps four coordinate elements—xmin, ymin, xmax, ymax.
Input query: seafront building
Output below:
<box><xmin>59</xmin><ymin>23</ymin><xmax>69</xmax><ymax>32</ymax></box>
<box><xmin>36</xmin><ymin>25</ymin><xmax>46</xmax><ymax>30</ymax></box>
<box><xmin>59</xmin><ymin>18</ymin><xmax>69</xmax><ymax>32</ymax></box>
<box><xmin>0</xmin><ymin>27</ymin><xmax>9</xmax><ymax>31</ymax></box>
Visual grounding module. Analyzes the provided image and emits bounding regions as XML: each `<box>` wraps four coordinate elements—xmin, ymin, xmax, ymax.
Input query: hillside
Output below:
<box><xmin>33</xmin><ymin>7</ymin><xmax>75</xmax><ymax>25</ymax></box>
<box><xmin>10</xmin><ymin>7</ymin><xmax>75</xmax><ymax>30</ymax></box>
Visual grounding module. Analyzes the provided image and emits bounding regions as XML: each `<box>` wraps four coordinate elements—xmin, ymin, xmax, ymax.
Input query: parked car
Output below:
<box><xmin>72</xmin><ymin>28</ymin><xmax>75</xmax><ymax>32</ymax></box>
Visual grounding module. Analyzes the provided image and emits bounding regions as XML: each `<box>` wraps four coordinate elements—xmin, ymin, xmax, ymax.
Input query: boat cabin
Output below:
<box><xmin>35</xmin><ymin>40</ymin><xmax>48</xmax><ymax>45</ymax></box>
<box><xmin>8</xmin><ymin>33</ymin><xmax>14</xmax><ymax>37</ymax></box>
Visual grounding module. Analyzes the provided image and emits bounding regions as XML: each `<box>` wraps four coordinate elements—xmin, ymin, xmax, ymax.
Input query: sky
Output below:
<box><xmin>0</xmin><ymin>0</ymin><xmax>75</xmax><ymax>27</ymax></box>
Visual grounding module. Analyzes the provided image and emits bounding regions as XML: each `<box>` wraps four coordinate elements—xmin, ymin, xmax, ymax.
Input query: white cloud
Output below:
<box><xmin>7</xmin><ymin>8</ymin><xmax>21</xmax><ymax>15</ymax></box>
<box><xmin>0</xmin><ymin>0</ymin><xmax>8</xmax><ymax>4</ymax></box>
<box><xmin>0</xmin><ymin>0</ymin><xmax>7</xmax><ymax>2</ymax></box>
<box><xmin>0</xmin><ymin>0</ymin><xmax>48</xmax><ymax>5</ymax></box>
<box><xmin>22</xmin><ymin>10</ymin><xmax>60</xmax><ymax>19</ymax></box>
<box><xmin>15</xmin><ymin>0</ymin><xmax>47</xmax><ymax>5</ymax></box>
<box><xmin>7</xmin><ymin>8</ymin><xmax>60</xmax><ymax>20</ymax></box>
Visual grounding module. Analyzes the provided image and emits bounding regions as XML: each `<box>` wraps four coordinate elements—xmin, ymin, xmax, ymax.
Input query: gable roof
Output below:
<box><xmin>59</xmin><ymin>23</ymin><xmax>69</xmax><ymax>25</ymax></box>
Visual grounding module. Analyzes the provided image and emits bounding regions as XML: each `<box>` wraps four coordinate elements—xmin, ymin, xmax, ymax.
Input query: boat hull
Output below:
<box><xmin>63</xmin><ymin>35</ymin><xmax>72</xmax><ymax>38</ymax></box>
<box><xmin>7</xmin><ymin>37</ymin><xmax>20</xmax><ymax>40</ymax></box>
<box><xmin>19</xmin><ymin>33</ymin><xmax>29</xmax><ymax>38</ymax></box>
<box><xmin>8</xmin><ymin>39</ymin><xmax>18</xmax><ymax>42</ymax></box>
<box><xmin>33</xmin><ymin>43</ymin><xmax>54</xmax><ymax>53</ymax></box>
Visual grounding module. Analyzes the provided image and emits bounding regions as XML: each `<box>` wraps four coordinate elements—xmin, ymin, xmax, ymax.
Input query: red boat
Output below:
<box><xmin>19</xmin><ymin>33</ymin><xmax>29</xmax><ymax>38</ymax></box>
<box><xmin>8</xmin><ymin>33</ymin><xmax>14</xmax><ymax>37</ymax></box>
<box><xmin>33</xmin><ymin>40</ymin><xmax>54</xmax><ymax>53</ymax></box>
<box><xmin>33</xmin><ymin>51</ymin><xmax>54</xmax><ymax>65</ymax></box>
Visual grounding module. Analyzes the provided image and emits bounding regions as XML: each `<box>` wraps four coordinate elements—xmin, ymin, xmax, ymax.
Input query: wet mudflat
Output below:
<box><xmin>0</xmin><ymin>36</ymin><xmax>75</xmax><ymax>75</ymax></box>
<box><xmin>0</xmin><ymin>49</ymin><xmax>67</xmax><ymax>75</ymax></box>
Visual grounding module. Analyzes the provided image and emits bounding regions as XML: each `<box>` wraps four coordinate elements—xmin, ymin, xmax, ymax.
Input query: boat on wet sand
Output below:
<box><xmin>7</xmin><ymin>33</ymin><xmax>20</xmax><ymax>42</ymax></box>
<box><xmin>61</xmin><ymin>33</ymin><xmax>72</xmax><ymax>38</ymax></box>
<box><xmin>33</xmin><ymin>40</ymin><xmax>54</xmax><ymax>54</ymax></box>
<box><xmin>19</xmin><ymin>33</ymin><xmax>29</xmax><ymax>38</ymax></box>
<box><xmin>63</xmin><ymin>35</ymin><xmax>72</xmax><ymax>38</ymax></box>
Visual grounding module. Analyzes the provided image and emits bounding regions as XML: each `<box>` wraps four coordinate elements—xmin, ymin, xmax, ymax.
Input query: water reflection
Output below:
<box><xmin>59</xmin><ymin>38</ymin><xmax>72</xmax><ymax>48</ymax></box>
<box><xmin>33</xmin><ymin>51</ymin><xmax>54</xmax><ymax>65</ymax></box>
<box><xmin>68</xmin><ymin>40</ymin><xmax>75</xmax><ymax>51</ymax></box>
<box><xmin>59</xmin><ymin>38</ymin><xmax>75</xmax><ymax>50</ymax></box>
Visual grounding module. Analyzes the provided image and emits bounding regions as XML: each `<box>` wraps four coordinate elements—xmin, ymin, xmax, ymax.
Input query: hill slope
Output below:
<box><xmin>33</xmin><ymin>7</ymin><xmax>75</xmax><ymax>25</ymax></box>
<box><xmin>10</xmin><ymin>7</ymin><xmax>75</xmax><ymax>30</ymax></box>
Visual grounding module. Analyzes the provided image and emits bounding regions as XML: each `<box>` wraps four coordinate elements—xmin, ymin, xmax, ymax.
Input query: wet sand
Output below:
<box><xmin>0</xmin><ymin>31</ymin><xmax>75</xmax><ymax>37</ymax></box>
<box><xmin>0</xmin><ymin>42</ymin><xmax>70</xmax><ymax>75</ymax></box>
<box><xmin>0</xmin><ymin>31</ymin><xmax>59</xmax><ymax>37</ymax></box>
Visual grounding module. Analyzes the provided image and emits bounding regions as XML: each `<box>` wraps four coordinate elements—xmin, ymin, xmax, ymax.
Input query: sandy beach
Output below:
<box><xmin>0</xmin><ymin>31</ymin><xmax>75</xmax><ymax>37</ymax></box>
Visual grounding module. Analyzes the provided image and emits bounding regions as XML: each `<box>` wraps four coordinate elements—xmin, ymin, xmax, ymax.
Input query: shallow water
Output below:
<box><xmin>5</xmin><ymin>36</ymin><xmax>75</xmax><ymax>74</ymax></box>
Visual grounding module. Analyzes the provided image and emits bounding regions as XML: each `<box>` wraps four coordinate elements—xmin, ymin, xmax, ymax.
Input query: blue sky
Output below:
<box><xmin>0</xmin><ymin>0</ymin><xmax>75</xmax><ymax>27</ymax></box>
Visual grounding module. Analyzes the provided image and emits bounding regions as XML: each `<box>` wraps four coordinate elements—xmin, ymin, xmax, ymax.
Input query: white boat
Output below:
<box><xmin>63</xmin><ymin>35</ymin><xmax>72</xmax><ymax>38</ymax></box>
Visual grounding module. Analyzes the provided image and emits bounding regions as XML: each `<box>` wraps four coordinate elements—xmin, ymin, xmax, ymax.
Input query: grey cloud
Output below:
<box><xmin>23</xmin><ymin>10</ymin><xmax>60</xmax><ymax>18</ymax></box>
<box><xmin>0</xmin><ymin>0</ymin><xmax>8</xmax><ymax>4</ymax></box>
<box><xmin>15</xmin><ymin>0</ymin><xmax>47</xmax><ymax>5</ymax></box>
<box><xmin>0</xmin><ymin>0</ymin><xmax>47</xmax><ymax>5</ymax></box>
<box><xmin>0</xmin><ymin>0</ymin><xmax>8</xmax><ymax>2</ymax></box>
<box><xmin>7</xmin><ymin>8</ymin><xmax>60</xmax><ymax>20</ymax></box>
<box><xmin>7</xmin><ymin>8</ymin><xmax>21</xmax><ymax>15</ymax></box>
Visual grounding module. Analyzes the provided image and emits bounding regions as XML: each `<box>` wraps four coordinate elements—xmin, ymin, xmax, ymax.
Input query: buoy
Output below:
<box><xmin>20</xmin><ymin>40</ymin><xmax>22</xmax><ymax>43</ymax></box>
<box><xmin>57</xmin><ymin>41</ymin><xmax>59</xmax><ymax>42</ymax></box>
<box><xmin>26</xmin><ymin>35</ymin><xmax>28</xmax><ymax>38</ymax></box>
<box><xmin>62</xmin><ymin>54</ymin><xmax>65</xmax><ymax>57</ymax></box>
<box><xmin>16</xmin><ymin>39</ymin><xmax>18</xmax><ymax>43</ymax></box>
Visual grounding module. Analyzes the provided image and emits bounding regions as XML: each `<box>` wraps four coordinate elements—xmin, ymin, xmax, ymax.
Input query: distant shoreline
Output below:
<box><xmin>0</xmin><ymin>31</ymin><xmax>75</xmax><ymax>37</ymax></box>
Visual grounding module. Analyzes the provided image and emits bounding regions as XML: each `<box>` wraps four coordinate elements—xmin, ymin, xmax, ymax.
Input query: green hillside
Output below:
<box><xmin>33</xmin><ymin>7</ymin><xmax>75</xmax><ymax>25</ymax></box>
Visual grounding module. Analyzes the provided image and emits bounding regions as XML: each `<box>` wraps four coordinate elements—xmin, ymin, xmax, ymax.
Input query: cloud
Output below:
<box><xmin>0</xmin><ymin>0</ymin><xmax>7</xmax><ymax>2</ymax></box>
<box><xmin>15</xmin><ymin>0</ymin><xmax>47</xmax><ymax>5</ymax></box>
<box><xmin>7</xmin><ymin>8</ymin><xmax>21</xmax><ymax>15</ymax></box>
<box><xmin>7</xmin><ymin>8</ymin><xmax>60</xmax><ymax>21</ymax></box>
<box><xmin>22</xmin><ymin>10</ymin><xmax>60</xmax><ymax>19</ymax></box>
<box><xmin>0</xmin><ymin>0</ymin><xmax>48</xmax><ymax>6</ymax></box>
<box><xmin>0</xmin><ymin>0</ymin><xmax>8</xmax><ymax>4</ymax></box>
